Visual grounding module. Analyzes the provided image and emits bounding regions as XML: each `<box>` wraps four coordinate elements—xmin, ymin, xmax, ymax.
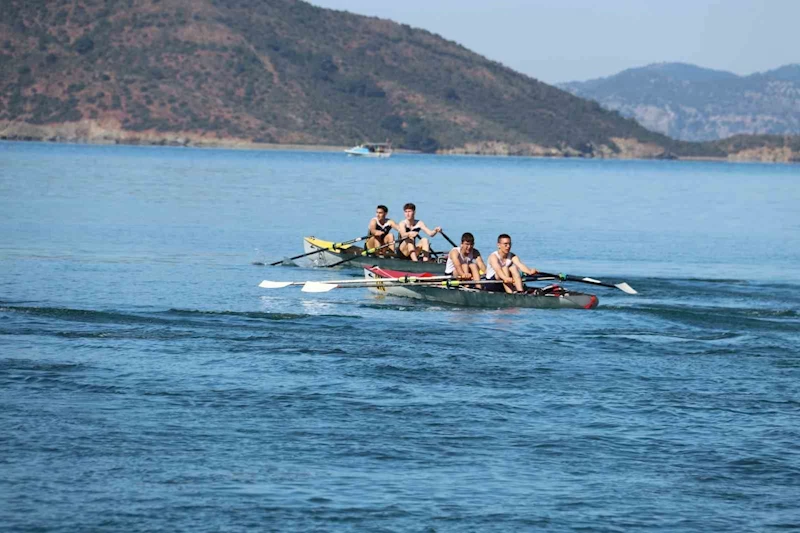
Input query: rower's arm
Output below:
<box><xmin>417</xmin><ymin>221</ymin><xmax>440</xmax><ymax>237</ymax></box>
<box><xmin>489</xmin><ymin>254</ymin><xmax>513</xmax><ymax>282</ymax></box>
<box><xmin>474</xmin><ymin>251</ymin><xmax>487</xmax><ymax>275</ymax></box>
<box><xmin>377</xmin><ymin>219</ymin><xmax>395</xmax><ymax>237</ymax></box>
<box><xmin>396</xmin><ymin>223</ymin><xmax>415</xmax><ymax>244</ymax></box>
<box><xmin>368</xmin><ymin>219</ymin><xmax>381</xmax><ymax>237</ymax></box>
<box><xmin>512</xmin><ymin>256</ymin><xmax>538</xmax><ymax>276</ymax></box>
<box><xmin>397</xmin><ymin>222</ymin><xmax>410</xmax><ymax>239</ymax></box>
<box><xmin>448</xmin><ymin>249</ymin><xmax>467</xmax><ymax>277</ymax></box>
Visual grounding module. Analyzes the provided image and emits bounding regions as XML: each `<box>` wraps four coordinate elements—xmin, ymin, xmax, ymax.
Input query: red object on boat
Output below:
<box><xmin>365</xmin><ymin>266</ymin><xmax>436</xmax><ymax>279</ymax></box>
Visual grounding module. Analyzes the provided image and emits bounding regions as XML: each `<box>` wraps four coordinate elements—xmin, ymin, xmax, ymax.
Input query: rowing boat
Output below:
<box><xmin>364</xmin><ymin>266</ymin><xmax>599</xmax><ymax>309</ymax></box>
<box><xmin>303</xmin><ymin>236</ymin><xmax>448</xmax><ymax>273</ymax></box>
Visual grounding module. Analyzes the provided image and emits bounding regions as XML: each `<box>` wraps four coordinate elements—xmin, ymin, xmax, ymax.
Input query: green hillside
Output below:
<box><xmin>1</xmin><ymin>1</ymin><xmax>798</xmax><ymax>161</ymax></box>
<box><xmin>1</xmin><ymin>0</ymin><xmax>679</xmax><ymax>155</ymax></box>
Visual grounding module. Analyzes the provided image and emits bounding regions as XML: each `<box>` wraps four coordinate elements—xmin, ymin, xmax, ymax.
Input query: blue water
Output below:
<box><xmin>2</xmin><ymin>142</ymin><xmax>800</xmax><ymax>531</ymax></box>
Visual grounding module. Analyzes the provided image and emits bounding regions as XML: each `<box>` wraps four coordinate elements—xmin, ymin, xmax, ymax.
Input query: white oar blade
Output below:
<box><xmin>581</xmin><ymin>277</ymin><xmax>602</xmax><ymax>284</ymax></box>
<box><xmin>301</xmin><ymin>282</ymin><xmax>339</xmax><ymax>293</ymax></box>
<box><xmin>259</xmin><ymin>280</ymin><xmax>293</xmax><ymax>289</ymax></box>
<box><xmin>615</xmin><ymin>282</ymin><xmax>638</xmax><ymax>295</ymax></box>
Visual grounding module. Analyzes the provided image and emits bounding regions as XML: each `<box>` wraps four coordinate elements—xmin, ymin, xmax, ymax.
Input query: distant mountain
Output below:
<box><xmin>559</xmin><ymin>62</ymin><xmax>800</xmax><ymax>141</ymax></box>
<box><xmin>0</xmin><ymin>0</ymin><xmax>677</xmax><ymax>157</ymax></box>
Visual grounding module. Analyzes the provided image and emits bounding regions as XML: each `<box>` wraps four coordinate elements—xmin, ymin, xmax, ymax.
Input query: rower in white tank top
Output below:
<box><xmin>484</xmin><ymin>250</ymin><xmax>514</xmax><ymax>280</ymax></box>
<box><xmin>444</xmin><ymin>232</ymin><xmax>486</xmax><ymax>288</ymax></box>
<box><xmin>445</xmin><ymin>247</ymin><xmax>476</xmax><ymax>275</ymax></box>
<box><xmin>485</xmin><ymin>234</ymin><xmax>538</xmax><ymax>293</ymax></box>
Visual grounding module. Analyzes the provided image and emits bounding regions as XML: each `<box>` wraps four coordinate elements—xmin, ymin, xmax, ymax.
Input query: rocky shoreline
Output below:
<box><xmin>0</xmin><ymin>120</ymin><xmax>344</xmax><ymax>152</ymax></box>
<box><xmin>2</xmin><ymin>120</ymin><xmax>798</xmax><ymax>162</ymax></box>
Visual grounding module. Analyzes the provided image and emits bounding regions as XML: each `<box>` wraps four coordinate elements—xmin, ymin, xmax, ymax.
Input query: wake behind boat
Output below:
<box><xmin>363</xmin><ymin>266</ymin><xmax>600</xmax><ymax>309</ymax></box>
<box><xmin>304</xmin><ymin>236</ymin><xmax>447</xmax><ymax>273</ymax></box>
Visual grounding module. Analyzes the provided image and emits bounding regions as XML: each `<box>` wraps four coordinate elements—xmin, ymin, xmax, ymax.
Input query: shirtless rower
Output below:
<box><xmin>366</xmin><ymin>204</ymin><xmax>396</xmax><ymax>255</ymax></box>
<box><xmin>396</xmin><ymin>202</ymin><xmax>442</xmax><ymax>262</ymax></box>
<box><xmin>445</xmin><ymin>232</ymin><xmax>486</xmax><ymax>289</ymax></box>
<box><xmin>484</xmin><ymin>233</ymin><xmax>538</xmax><ymax>293</ymax></box>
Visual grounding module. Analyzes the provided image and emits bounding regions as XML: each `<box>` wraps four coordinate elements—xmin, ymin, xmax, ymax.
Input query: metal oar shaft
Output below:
<box><xmin>259</xmin><ymin>274</ymin><xmax>456</xmax><ymax>290</ymax></box>
<box><xmin>324</xmin><ymin>238</ymin><xmax>405</xmax><ymax>268</ymax></box>
<box><xmin>536</xmin><ymin>271</ymin><xmax>637</xmax><ymax>294</ymax></box>
<box><xmin>313</xmin><ymin>273</ymin><xmax>628</xmax><ymax>291</ymax></box>
<box><xmin>268</xmin><ymin>235</ymin><xmax>370</xmax><ymax>266</ymax></box>
<box><xmin>438</xmin><ymin>230</ymin><xmax>458</xmax><ymax>248</ymax></box>
<box><xmin>303</xmin><ymin>277</ymin><xmax>511</xmax><ymax>292</ymax></box>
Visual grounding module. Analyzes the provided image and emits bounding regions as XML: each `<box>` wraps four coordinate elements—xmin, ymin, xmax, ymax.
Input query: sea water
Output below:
<box><xmin>1</xmin><ymin>142</ymin><xmax>799</xmax><ymax>531</ymax></box>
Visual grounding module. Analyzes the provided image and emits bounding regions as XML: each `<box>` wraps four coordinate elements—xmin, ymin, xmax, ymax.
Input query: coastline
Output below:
<box><xmin>1</xmin><ymin>120</ymin><xmax>797</xmax><ymax>163</ymax></box>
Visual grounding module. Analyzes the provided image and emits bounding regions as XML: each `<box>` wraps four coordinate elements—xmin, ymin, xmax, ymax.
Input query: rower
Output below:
<box><xmin>396</xmin><ymin>202</ymin><xmax>441</xmax><ymax>262</ymax></box>
<box><xmin>445</xmin><ymin>232</ymin><xmax>486</xmax><ymax>289</ymax></box>
<box><xmin>484</xmin><ymin>233</ymin><xmax>538</xmax><ymax>293</ymax></box>
<box><xmin>366</xmin><ymin>204</ymin><xmax>396</xmax><ymax>255</ymax></box>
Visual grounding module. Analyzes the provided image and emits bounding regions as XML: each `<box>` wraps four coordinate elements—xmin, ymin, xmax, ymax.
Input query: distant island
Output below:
<box><xmin>1</xmin><ymin>0</ymin><xmax>798</xmax><ymax>162</ymax></box>
<box><xmin>559</xmin><ymin>62</ymin><xmax>800</xmax><ymax>143</ymax></box>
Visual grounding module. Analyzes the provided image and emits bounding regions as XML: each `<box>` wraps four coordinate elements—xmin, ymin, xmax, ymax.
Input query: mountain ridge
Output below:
<box><xmin>559</xmin><ymin>62</ymin><xmax>800</xmax><ymax>142</ymax></box>
<box><xmin>1</xmin><ymin>2</ymin><xmax>798</xmax><ymax>161</ymax></box>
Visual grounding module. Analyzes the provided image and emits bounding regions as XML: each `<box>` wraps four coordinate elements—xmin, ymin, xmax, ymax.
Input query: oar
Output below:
<box><xmin>536</xmin><ymin>271</ymin><xmax>637</xmax><ymax>294</ymax></box>
<box><xmin>439</xmin><ymin>230</ymin><xmax>458</xmax><ymax>248</ymax></box>
<box><xmin>324</xmin><ymin>240</ymin><xmax>399</xmax><ymax>268</ymax></box>
<box><xmin>302</xmin><ymin>277</ymin><xmax>509</xmax><ymax>293</ymax></box>
<box><xmin>302</xmin><ymin>273</ymin><xmax>636</xmax><ymax>293</ymax></box>
<box><xmin>424</xmin><ymin>230</ymin><xmax>454</xmax><ymax>260</ymax></box>
<box><xmin>259</xmin><ymin>274</ymin><xmax>454</xmax><ymax>290</ymax></box>
<box><xmin>261</xmin><ymin>235</ymin><xmax>370</xmax><ymax>266</ymax></box>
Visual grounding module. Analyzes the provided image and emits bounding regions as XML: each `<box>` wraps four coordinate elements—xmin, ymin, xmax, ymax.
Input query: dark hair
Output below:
<box><xmin>461</xmin><ymin>232</ymin><xmax>475</xmax><ymax>244</ymax></box>
<box><xmin>497</xmin><ymin>233</ymin><xmax>511</xmax><ymax>242</ymax></box>
<box><xmin>376</xmin><ymin>205</ymin><xmax>388</xmax><ymax>213</ymax></box>
<box><xmin>403</xmin><ymin>202</ymin><xmax>416</xmax><ymax>211</ymax></box>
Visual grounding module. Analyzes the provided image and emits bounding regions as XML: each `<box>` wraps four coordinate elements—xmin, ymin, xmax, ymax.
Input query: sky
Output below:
<box><xmin>309</xmin><ymin>0</ymin><xmax>799</xmax><ymax>84</ymax></box>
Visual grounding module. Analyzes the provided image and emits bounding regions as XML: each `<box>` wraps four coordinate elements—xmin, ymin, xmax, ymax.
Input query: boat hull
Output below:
<box><xmin>364</xmin><ymin>267</ymin><xmax>599</xmax><ymax>309</ymax></box>
<box><xmin>344</xmin><ymin>147</ymin><xmax>391</xmax><ymax>158</ymax></box>
<box><xmin>303</xmin><ymin>237</ymin><xmax>447</xmax><ymax>274</ymax></box>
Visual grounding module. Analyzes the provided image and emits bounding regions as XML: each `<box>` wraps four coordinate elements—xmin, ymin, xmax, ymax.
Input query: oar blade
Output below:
<box><xmin>259</xmin><ymin>280</ymin><xmax>293</xmax><ymax>289</ymax></box>
<box><xmin>615</xmin><ymin>282</ymin><xmax>638</xmax><ymax>295</ymax></box>
<box><xmin>301</xmin><ymin>282</ymin><xmax>339</xmax><ymax>293</ymax></box>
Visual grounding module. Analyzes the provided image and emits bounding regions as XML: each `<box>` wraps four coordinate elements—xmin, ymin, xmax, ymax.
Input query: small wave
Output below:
<box><xmin>164</xmin><ymin>308</ymin><xmax>315</xmax><ymax>321</ymax></box>
<box><xmin>0</xmin><ymin>299</ymin><xmax>36</xmax><ymax>306</ymax></box>
<box><xmin>745</xmin><ymin>308</ymin><xmax>798</xmax><ymax>318</ymax></box>
<box><xmin>0</xmin><ymin>358</ymin><xmax>88</xmax><ymax>372</ymax></box>
<box><xmin>0</xmin><ymin>358</ymin><xmax>126</xmax><ymax>394</ymax></box>
<box><xmin>5</xmin><ymin>374</ymin><xmax>127</xmax><ymax>395</ymax></box>
<box><xmin>1</xmin><ymin>304</ymin><xmax>359</xmax><ymax>327</ymax></box>
<box><xmin>607</xmin><ymin>304</ymin><xmax>800</xmax><ymax>332</ymax></box>
<box><xmin>682</xmin><ymin>277</ymin><xmax>749</xmax><ymax>284</ymax></box>
<box><xmin>1</xmin><ymin>304</ymin><xmax>183</xmax><ymax>326</ymax></box>
<box><xmin>357</xmin><ymin>303</ymin><xmax>419</xmax><ymax>312</ymax></box>
<box><xmin>53</xmin><ymin>329</ymin><xmax>199</xmax><ymax>341</ymax></box>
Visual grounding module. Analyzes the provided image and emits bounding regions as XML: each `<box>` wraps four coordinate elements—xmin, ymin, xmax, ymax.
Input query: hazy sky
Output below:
<box><xmin>309</xmin><ymin>0</ymin><xmax>799</xmax><ymax>84</ymax></box>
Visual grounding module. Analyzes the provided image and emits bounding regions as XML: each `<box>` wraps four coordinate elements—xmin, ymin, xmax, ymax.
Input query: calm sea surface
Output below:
<box><xmin>2</xmin><ymin>141</ymin><xmax>799</xmax><ymax>531</ymax></box>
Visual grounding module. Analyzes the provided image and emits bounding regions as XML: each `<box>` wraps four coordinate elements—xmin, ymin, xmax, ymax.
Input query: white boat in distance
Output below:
<box><xmin>345</xmin><ymin>142</ymin><xmax>392</xmax><ymax>158</ymax></box>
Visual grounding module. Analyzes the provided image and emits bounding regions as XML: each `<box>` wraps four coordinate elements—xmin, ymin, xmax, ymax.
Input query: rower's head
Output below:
<box><xmin>376</xmin><ymin>205</ymin><xmax>388</xmax><ymax>219</ymax></box>
<box><xmin>460</xmin><ymin>232</ymin><xmax>475</xmax><ymax>252</ymax></box>
<box><xmin>403</xmin><ymin>202</ymin><xmax>416</xmax><ymax>220</ymax></box>
<box><xmin>497</xmin><ymin>234</ymin><xmax>512</xmax><ymax>253</ymax></box>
